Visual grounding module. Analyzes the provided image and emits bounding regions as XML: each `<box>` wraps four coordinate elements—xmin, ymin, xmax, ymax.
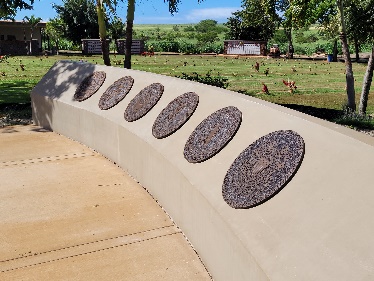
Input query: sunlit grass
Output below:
<box><xmin>0</xmin><ymin>54</ymin><xmax>371</xmax><ymax>115</ymax></box>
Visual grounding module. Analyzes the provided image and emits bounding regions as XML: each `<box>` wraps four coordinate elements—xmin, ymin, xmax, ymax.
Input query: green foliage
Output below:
<box><xmin>194</xmin><ymin>19</ymin><xmax>218</xmax><ymax>33</ymax></box>
<box><xmin>45</xmin><ymin>17</ymin><xmax>65</xmax><ymax>50</ymax></box>
<box><xmin>196</xmin><ymin>31</ymin><xmax>219</xmax><ymax>45</ymax></box>
<box><xmin>172</xmin><ymin>25</ymin><xmax>179</xmax><ymax>32</ymax></box>
<box><xmin>53</xmin><ymin>0</ymin><xmax>99</xmax><ymax>44</ymax></box>
<box><xmin>145</xmin><ymin>40</ymin><xmax>223</xmax><ymax>54</ymax></box>
<box><xmin>183</xmin><ymin>25</ymin><xmax>195</xmax><ymax>32</ymax></box>
<box><xmin>270</xmin><ymin>30</ymin><xmax>288</xmax><ymax>45</ymax></box>
<box><xmin>58</xmin><ymin>38</ymin><xmax>81</xmax><ymax>50</ymax></box>
<box><xmin>177</xmin><ymin>71</ymin><xmax>229</xmax><ymax>89</ymax></box>
<box><xmin>225</xmin><ymin>0</ymin><xmax>277</xmax><ymax>41</ymax></box>
<box><xmin>295</xmin><ymin>31</ymin><xmax>319</xmax><ymax>44</ymax></box>
<box><xmin>334</xmin><ymin>110</ymin><xmax>374</xmax><ymax>130</ymax></box>
<box><xmin>0</xmin><ymin>0</ymin><xmax>33</xmax><ymax>19</ymax></box>
<box><xmin>108</xmin><ymin>17</ymin><xmax>126</xmax><ymax>41</ymax></box>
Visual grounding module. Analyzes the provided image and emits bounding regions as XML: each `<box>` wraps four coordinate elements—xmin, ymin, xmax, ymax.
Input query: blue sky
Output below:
<box><xmin>15</xmin><ymin>0</ymin><xmax>242</xmax><ymax>24</ymax></box>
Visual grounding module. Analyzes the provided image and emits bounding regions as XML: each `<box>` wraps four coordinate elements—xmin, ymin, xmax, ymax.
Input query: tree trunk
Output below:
<box><xmin>354</xmin><ymin>38</ymin><xmax>360</xmax><ymax>62</ymax></box>
<box><xmin>101</xmin><ymin>38</ymin><xmax>111</xmax><ymax>66</ymax></box>
<box><xmin>337</xmin><ymin>0</ymin><xmax>356</xmax><ymax>111</ymax></box>
<box><xmin>55</xmin><ymin>41</ymin><xmax>59</xmax><ymax>55</ymax></box>
<box><xmin>97</xmin><ymin>0</ymin><xmax>111</xmax><ymax>66</ymax></box>
<box><xmin>285</xmin><ymin>28</ymin><xmax>293</xmax><ymax>59</ymax></box>
<box><xmin>30</xmin><ymin>28</ymin><xmax>33</xmax><ymax>55</ymax></box>
<box><xmin>359</xmin><ymin>47</ymin><xmax>374</xmax><ymax>115</ymax></box>
<box><xmin>124</xmin><ymin>0</ymin><xmax>135</xmax><ymax>69</ymax></box>
<box><xmin>333</xmin><ymin>39</ymin><xmax>338</xmax><ymax>62</ymax></box>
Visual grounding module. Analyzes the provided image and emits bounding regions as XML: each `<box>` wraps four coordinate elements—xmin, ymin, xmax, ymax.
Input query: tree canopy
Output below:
<box><xmin>0</xmin><ymin>0</ymin><xmax>33</xmax><ymax>19</ymax></box>
<box><xmin>53</xmin><ymin>0</ymin><xmax>99</xmax><ymax>44</ymax></box>
<box><xmin>225</xmin><ymin>0</ymin><xmax>277</xmax><ymax>41</ymax></box>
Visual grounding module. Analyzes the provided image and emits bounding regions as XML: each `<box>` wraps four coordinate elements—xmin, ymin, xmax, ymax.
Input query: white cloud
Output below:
<box><xmin>186</xmin><ymin>7</ymin><xmax>240</xmax><ymax>22</ymax></box>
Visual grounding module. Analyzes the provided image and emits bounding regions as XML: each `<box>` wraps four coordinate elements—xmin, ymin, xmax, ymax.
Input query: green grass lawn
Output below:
<box><xmin>0</xmin><ymin>53</ymin><xmax>372</xmax><ymax>123</ymax></box>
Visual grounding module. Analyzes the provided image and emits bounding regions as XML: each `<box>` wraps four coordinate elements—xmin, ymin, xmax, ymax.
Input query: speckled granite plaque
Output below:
<box><xmin>98</xmin><ymin>76</ymin><xmax>134</xmax><ymax>110</ymax></box>
<box><xmin>152</xmin><ymin>92</ymin><xmax>199</xmax><ymax>139</ymax></box>
<box><xmin>222</xmin><ymin>130</ymin><xmax>304</xmax><ymax>209</ymax></box>
<box><xmin>184</xmin><ymin>106</ymin><xmax>242</xmax><ymax>163</ymax></box>
<box><xmin>124</xmin><ymin>83</ymin><xmax>164</xmax><ymax>122</ymax></box>
<box><xmin>74</xmin><ymin>71</ymin><xmax>106</xmax><ymax>101</ymax></box>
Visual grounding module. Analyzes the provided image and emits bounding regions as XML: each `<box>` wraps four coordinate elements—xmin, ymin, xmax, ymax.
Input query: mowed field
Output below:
<box><xmin>0</xmin><ymin>54</ymin><xmax>371</xmax><ymax>115</ymax></box>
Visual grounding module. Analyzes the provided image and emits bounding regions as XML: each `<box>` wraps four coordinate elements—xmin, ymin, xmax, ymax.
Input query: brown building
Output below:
<box><xmin>0</xmin><ymin>20</ymin><xmax>46</xmax><ymax>55</ymax></box>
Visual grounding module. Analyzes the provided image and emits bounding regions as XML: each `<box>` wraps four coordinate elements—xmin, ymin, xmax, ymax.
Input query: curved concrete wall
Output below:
<box><xmin>31</xmin><ymin>61</ymin><xmax>374</xmax><ymax>280</ymax></box>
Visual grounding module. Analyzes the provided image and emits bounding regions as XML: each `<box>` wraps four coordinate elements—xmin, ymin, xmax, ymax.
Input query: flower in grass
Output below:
<box><xmin>262</xmin><ymin>82</ymin><xmax>269</xmax><ymax>94</ymax></box>
<box><xmin>283</xmin><ymin>79</ymin><xmax>297</xmax><ymax>94</ymax></box>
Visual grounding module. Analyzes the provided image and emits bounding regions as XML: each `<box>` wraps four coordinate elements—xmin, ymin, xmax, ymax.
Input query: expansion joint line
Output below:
<box><xmin>0</xmin><ymin>224</ymin><xmax>175</xmax><ymax>263</ymax></box>
<box><xmin>0</xmin><ymin>152</ymin><xmax>96</xmax><ymax>167</ymax></box>
<box><xmin>1</xmin><ymin>225</ymin><xmax>179</xmax><ymax>273</ymax></box>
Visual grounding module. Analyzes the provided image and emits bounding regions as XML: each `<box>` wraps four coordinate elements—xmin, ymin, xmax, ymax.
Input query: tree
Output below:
<box><xmin>108</xmin><ymin>16</ymin><xmax>126</xmax><ymax>53</ymax></box>
<box><xmin>96</xmin><ymin>0</ymin><xmax>110</xmax><ymax>66</ymax></box>
<box><xmin>317</xmin><ymin>13</ymin><xmax>340</xmax><ymax>61</ymax></box>
<box><xmin>356</xmin><ymin>0</ymin><xmax>374</xmax><ymax>114</ymax></box>
<box><xmin>359</xmin><ymin>47</ymin><xmax>374</xmax><ymax>115</ymax></box>
<box><xmin>124</xmin><ymin>0</ymin><xmax>204</xmax><ymax>69</ymax></box>
<box><xmin>23</xmin><ymin>15</ymin><xmax>42</xmax><ymax>55</ymax></box>
<box><xmin>291</xmin><ymin>0</ymin><xmax>357</xmax><ymax>111</ymax></box>
<box><xmin>225</xmin><ymin>0</ymin><xmax>277</xmax><ymax>41</ymax></box>
<box><xmin>0</xmin><ymin>0</ymin><xmax>33</xmax><ymax>19</ymax></box>
<box><xmin>53</xmin><ymin>0</ymin><xmax>99</xmax><ymax>44</ymax></box>
<box><xmin>337</xmin><ymin>0</ymin><xmax>355</xmax><ymax>111</ymax></box>
<box><xmin>196</xmin><ymin>31</ymin><xmax>218</xmax><ymax>45</ymax></box>
<box><xmin>194</xmin><ymin>19</ymin><xmax>218</xmax><ymax>33</ymax></box>
<box><xmin>45</xmin><ymin>17</ymin><xmax>65</xmax><ymax>54</ymax></box>
<box><xmin>344</xmin><ymin>0</ymin><xmax>374</xmax><ymax>62</ymax></box>
<box><xmin>123</xmin><ymin>0</ymin><xmax>135</xmax><ymax>69</ymax></box>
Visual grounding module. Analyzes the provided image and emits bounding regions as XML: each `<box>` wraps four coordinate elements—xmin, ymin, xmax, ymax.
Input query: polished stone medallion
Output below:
<box><xmin>184</xmin><ymin>106</ymin><xmax>242</xmax><ymax>163</ymax></box>
<box><xmin>74</xmin><ymin>71</ymin><xmax>106</xmax><ymax>101</ymax></box>
<box><xmin>124</xmin><ymin>83</ymin><xmax>164</xmax><ymax>122</ymax></box>
<box><xmin>152</xmin><ymin>92</ymin><xmax>199</xmax><ymax>139</ymax></box>
<box><xmin>222</xmin><ymin>130</ymin><xmax>305</xmax><ymax>209</ymax></box>
<box><xmin>99</xmin><ymin>76</ymin><xmax>134</xmax><ymax>110</ymax></box>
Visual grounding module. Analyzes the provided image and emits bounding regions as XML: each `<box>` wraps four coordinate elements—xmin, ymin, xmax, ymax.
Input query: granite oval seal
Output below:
<box><xmin>74</xmin><ymin>71</ymin><xmax>106</xmax><ymax>101</ymax></box>
<box><xmin>124</xmin><ymin>83</ymin><xmax>164</xmax><ymax>122</ymax></box>
<box><xmin>184</xmin><ymin>106</ymin><xmax>242</xmax><ymax>163</ymax></box>
<box><xmin>99</xmin><ymin>76</ymin><xmax>134</xmax><ymax>110</ymax></box>
<box><xmin>152</xmin><ymin>92</ymin><xmax>199</xmax><ymax>139</ymax></box>
<box><xmin>222</xmin><ymin>130</ymin><xmax>305</xmax><ymax>209</ymax></box>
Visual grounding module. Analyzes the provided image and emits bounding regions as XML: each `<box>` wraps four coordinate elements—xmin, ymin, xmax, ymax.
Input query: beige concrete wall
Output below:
<box><xmin>32</xmin><ymin>60</ymin><xmax>374</xmax><ymax>281</ymax></box>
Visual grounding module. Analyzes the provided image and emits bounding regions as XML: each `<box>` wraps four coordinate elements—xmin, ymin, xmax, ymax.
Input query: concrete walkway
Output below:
<box><xmin>0</xmin><ymin>125</ymin><xmax>212</xmax><ymax>280</ymax></box>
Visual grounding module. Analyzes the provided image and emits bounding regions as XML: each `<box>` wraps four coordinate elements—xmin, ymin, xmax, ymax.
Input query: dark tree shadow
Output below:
<box><xmin>279</xmin><ymin>103</ymin><xmax>343</xmax><ymax>122</ymax></box>
<box><xmin>0</xmin><ymin>81</ymin><xmax>33</xmax><ymax>104</ymax></box>
<box><xmin>31</xmin><ymin>61</ymin><xmax>96</xmax><ymax>130</ymax></box>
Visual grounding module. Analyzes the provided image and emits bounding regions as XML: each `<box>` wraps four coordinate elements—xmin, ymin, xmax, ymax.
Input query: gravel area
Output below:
<box><xmin>0</xmin><ymin>116</ymin><xmax>33</xmax><ymax>127</ymax></box>
<box><xmin>0</xmin><ymin>103</ymin><xmax>33</xmax><ymax>128</ymax></box>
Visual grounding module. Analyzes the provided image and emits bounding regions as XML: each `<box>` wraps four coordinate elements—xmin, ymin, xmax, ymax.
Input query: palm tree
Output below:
<box><xmin>336</xmin><ymin>0</ymin><xmax>356</xmax><ymax>111</ymax></box>
<box><xmin>23</xmin><ymin>15</ymin><xmax>42</xmax><ymax>55</ymax></box>
<box><xmin>359</xmin><ymin>47</ymin><xmax>374</xmax><ymax>115</ymax></box>
<box><xmin>96</xmin><ymin>0</ymin><xmax>111</xmax><ymax>66</ymax></box>
<box><xmin>123</xmin><ymin>0</ymin><xmax>135</xmax><ymax>69</ymax></box>
<box><xmin>123</xmin><ymin>0</ymin><xmax>204</xmax><ymax>69</ymax></box>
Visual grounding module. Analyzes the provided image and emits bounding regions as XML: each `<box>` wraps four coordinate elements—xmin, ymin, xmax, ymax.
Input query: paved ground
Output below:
<box><xmin>0</xmin><ymin>125</ymin><xmax>212</xmax><ymax>280</ymax></box>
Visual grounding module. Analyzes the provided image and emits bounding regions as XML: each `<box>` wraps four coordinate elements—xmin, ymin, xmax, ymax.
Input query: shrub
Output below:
<box><xmin>183</xmin><ymin>25</ymin><xmax>195</xmax><ymax>32</ymax></box>
<box><xmin>176</xmin><ymin>71</ymin><xmax>229</xmax><ymax>89</ymax></box>
<box><xmin>334</xmin><ymin>110</ymin><xmax>374</xmax><ymax>130</ymax></box>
